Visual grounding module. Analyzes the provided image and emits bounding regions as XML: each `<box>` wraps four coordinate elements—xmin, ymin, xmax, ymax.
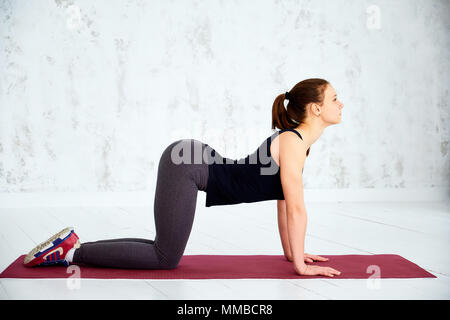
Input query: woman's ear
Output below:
<box><xmin>311</xmin><ymin>103</ymin><xmax>321</xmax><ymax>116</ymax></box>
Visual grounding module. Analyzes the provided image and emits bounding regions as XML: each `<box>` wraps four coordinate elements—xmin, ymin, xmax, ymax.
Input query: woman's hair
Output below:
<box><xmin>271</xmin><ymin>78</ymin><xmax>330</xmax><ymax>157</ymax></box>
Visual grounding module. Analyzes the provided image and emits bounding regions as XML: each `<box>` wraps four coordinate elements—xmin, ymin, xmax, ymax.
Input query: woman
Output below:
<box><xmin>24</xmin><ymin>78</ymin><xmax>343</xmax><ymax>277</ymax></box>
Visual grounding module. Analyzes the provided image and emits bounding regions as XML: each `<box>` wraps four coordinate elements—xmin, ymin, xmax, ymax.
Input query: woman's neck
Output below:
<box><xmin>295</xmin><ymin>120</ymin><xmax>326</xmax><ymax>148</ymax></box>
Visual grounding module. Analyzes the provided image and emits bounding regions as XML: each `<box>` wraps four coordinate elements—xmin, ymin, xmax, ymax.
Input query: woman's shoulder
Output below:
<box><xmin>278</xmin><ymin>130</ymin><xmax>309</xmax><ymax>161</ymax></box>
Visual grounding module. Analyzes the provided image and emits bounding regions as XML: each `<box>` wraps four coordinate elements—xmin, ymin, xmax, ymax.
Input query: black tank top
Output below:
<box><xmin>205</xmin><ymin>128</ymin><xmax>304</xmax><ymax>207</ymax></box>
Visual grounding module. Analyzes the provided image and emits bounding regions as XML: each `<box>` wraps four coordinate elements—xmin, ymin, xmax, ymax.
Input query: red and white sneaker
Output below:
<box><xmin>23</xmin><ymin>227</ymin><xmax>80</xmax><ymax>267</ymax></box>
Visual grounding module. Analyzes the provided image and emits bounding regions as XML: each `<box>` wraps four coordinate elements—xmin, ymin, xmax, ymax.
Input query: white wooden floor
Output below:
<box><xmin>0</xmin><ymin>197</ymin><xmax>449</xmax><ymax>300</ymax></box>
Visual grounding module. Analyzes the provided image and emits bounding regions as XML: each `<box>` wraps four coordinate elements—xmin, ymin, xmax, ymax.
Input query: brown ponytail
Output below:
<box><xmin>271</xmin><ymin>78</ymin><xmax>330</xmax><ymax>157</ymax></box>
<box><xmin>271</xmin><ymin>92</ymin><xmax>299</xmax><ymax>131</ymax></box>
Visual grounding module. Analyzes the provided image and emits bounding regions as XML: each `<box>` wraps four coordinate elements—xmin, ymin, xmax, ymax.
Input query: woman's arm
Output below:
<box><xmin>286</xmin><ymin>204</ymin><xmax>308</xmax><ymax>274</ymax></box>
<box><xmin>278</xmin><ymin>132</ymin><xmax>341</xmax><ymax>277</ymax></box>
<box><xmin>279</xmin><ymin>132</ymin><xmax>308</xmax><ymax>272</ymax></box>
<box><xmin>277</xmin><ymin>200</ymin><xmax>293</xmax><ymax>261</ymax></box>
<box><xmin>278</xmin><ymin>200</ymin><xmax>327</xmax><ymax>264</ymax></box>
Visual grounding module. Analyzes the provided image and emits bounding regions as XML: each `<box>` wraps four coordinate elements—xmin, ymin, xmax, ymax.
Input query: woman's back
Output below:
<box><xmin>205</xmin><ymin>128</ymin><xmax>304</xmax><ymax>207</ymax></box>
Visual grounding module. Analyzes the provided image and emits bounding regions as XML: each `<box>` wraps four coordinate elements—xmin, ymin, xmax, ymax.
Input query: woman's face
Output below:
<box><xmin>319</xmin><ymin>84</ymin><xmax>344</xmax><ymax>124</ymax></box>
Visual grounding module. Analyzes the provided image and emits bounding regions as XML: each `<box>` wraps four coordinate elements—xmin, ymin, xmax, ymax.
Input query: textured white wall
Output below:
<box><xmin>0</xmin><ymin>0</ymin><xmax>449</xmax><ymax>196</ymax></box>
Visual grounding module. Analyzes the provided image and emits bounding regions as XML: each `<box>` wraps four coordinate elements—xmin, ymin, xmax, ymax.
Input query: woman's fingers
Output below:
<box><xmin>328</xmin><ymin>267</ymin><xmax>341</xmax><ymax>276</ymax></box>
<box><xmin>319</xmin><ymin>267</ymin><xmax>340</xmax><ymax>277</ymax></box>
<box><xmin>298</xmin><ymin>264</ymin><xmax>341</xmax><ymax>277</ymax></box>
<box><xmin>312</xmin><ymin>255</ymin><xmax>328</xmax><ymax>261</ymax></box>
<box><xmin>305</xmin><ymin>254</ymin><xmax>329</xmax><ymax>262</ymax></box>
<box><xmin>320</xmin><ymin>269</ymin><xmax>333</xmax><ymax>277</ymax></box>
<box><xmin>316</xmin><ymin>255</ymin><xmax>329</xmax><ymax>261</ymax></box>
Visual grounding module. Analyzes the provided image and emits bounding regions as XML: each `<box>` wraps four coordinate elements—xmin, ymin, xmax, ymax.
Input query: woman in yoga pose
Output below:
<box><xmin>24</xmin><ymin>78</ymin><xmax>343</xmax><ymax>277</ymax></box>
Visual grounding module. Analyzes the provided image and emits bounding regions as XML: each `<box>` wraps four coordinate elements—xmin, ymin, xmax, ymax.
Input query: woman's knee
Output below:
<box><xmin>159</xmin><ymin>254</ymin><xmax>182</xmax><ymax>269</ymax></box>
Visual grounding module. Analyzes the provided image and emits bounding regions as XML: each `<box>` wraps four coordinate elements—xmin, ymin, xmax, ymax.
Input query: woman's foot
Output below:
<box><xmin>23</xmin><ymin>227</ymin><xmax>80</xmax><ymax>267</ymax></box>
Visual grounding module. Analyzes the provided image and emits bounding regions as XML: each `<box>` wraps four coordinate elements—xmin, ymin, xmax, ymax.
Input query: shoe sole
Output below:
<box><xmin>23</xmin><ymin>227</ymin><xmax>76</xmax><ymax>265</ymax></box>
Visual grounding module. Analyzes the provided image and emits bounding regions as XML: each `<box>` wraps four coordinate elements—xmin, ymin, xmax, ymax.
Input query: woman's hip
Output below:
<box><xmin>157</xmin><ymin>139</ymin><xmax>209</xmax><ymax>191</ymax></box>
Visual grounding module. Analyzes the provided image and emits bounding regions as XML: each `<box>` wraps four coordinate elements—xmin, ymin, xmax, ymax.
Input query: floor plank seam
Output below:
<box><xmin>333</xmin><ymin>211</ymin><xmax>435</xmax><ymax>235</ymax></box>
<box><xmin>307</xmin><ymin>234</ymin><xmax>375</xmax><ymax>254</ymax></box>
<box><xmin>144</xmin><ymin>280</ymin><xmax>171</xmax><ymax>299</ymax></box>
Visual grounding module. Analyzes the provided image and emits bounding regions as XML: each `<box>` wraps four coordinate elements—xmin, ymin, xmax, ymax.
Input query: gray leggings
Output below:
<box><xmin>73</xmin><ymin>139</ymin><xmax>210</xmax><ymax>269</ymax></box>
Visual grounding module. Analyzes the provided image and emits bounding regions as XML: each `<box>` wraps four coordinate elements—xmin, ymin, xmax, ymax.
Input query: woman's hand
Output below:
<box><xmin>304</xmin><ymin>253</ymin><xmax>329</xmax><ymax>263</ymax></box>
<box><xmin>295</xmin><ymin>263</ymin><xmax>341</xmax><ymax>278</ymax></box>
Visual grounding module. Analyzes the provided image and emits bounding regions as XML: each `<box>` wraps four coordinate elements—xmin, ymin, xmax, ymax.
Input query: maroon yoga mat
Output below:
<box><xmin>0</xmin><ymin>254</ymin><xmax>435</xmax><ymax>280</ymax></box>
